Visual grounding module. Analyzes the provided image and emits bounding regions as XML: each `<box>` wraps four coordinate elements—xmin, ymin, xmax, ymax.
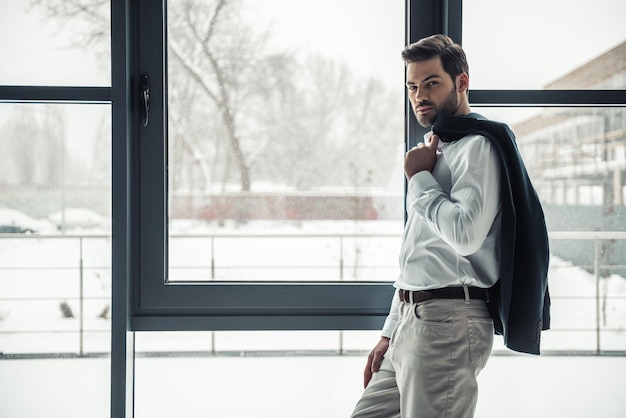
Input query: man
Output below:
<box><xmin>350</xmin><ymin>34</ymin><xmax>503</xmax><ymax>418</ymax></box>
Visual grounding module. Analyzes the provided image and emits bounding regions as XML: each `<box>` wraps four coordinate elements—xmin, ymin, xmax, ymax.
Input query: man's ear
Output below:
<box><xmin>456</xmin><ymin>73</ymin><xmax>469</xmax><ymax>93</ymax></box>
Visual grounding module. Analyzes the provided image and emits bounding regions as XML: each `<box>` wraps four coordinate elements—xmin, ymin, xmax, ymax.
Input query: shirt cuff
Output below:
<box><xmin>381</xmin><ymin>317</ymin><xmax>396</xmax><ymax>339</ymax></box>
<box><xmin>407</xmin><ymin>170</ymin><xmax>439</xmax><ymax>206</ymax></box>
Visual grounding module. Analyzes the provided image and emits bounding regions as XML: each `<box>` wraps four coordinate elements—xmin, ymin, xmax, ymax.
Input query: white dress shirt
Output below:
<box><xmin>381</xmin><ymin>131</ymin><xmax>502</xmax><ymax>338</ymax></box>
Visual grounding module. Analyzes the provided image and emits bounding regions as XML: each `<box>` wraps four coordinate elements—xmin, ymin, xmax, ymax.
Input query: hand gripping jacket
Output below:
<box><xmin>433</xmin><ymin>113</ymin><xmax>551</xmax><ymax>355</ymax></box>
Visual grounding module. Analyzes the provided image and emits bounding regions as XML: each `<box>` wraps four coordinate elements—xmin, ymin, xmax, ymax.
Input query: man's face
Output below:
<box><xmin>406</xmin><ymin>57</ymin><xmax>461</xmax><ymax>128</ymax></box>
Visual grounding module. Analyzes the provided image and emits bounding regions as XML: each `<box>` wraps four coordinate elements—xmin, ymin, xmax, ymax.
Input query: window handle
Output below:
<box><xmin>139</xmin><ymin>75</ymin><xmax>150</xmax><ymax>127</ymax></box>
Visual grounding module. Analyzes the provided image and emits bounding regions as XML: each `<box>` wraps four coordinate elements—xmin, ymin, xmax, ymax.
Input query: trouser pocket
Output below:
<box><xmin>467</xmin><ymin>316</ymin><xmax>494</xmax><ymax>370</ymax></box>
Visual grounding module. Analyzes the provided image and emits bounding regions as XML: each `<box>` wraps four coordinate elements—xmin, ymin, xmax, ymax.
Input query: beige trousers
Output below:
<box><xmin>351</xmin><ymin>298</ymin><xmax>494</xmax><ymax>418</ymax></box>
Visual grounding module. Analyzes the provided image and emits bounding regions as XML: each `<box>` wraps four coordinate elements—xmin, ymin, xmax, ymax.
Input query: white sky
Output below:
<box><xmin>243</xmin><ymin>0</ymin><xmax>405</xmax><ymax>85</ymax></box>
<box><xmin>0</xmin><ymin>1</ymin><xmax>109</xmax><ymax>86</ymax></box>
<box><xmin>462</xmin><ymin>0</ymin><xmax>626</xmax><ymax>89</ymax></box>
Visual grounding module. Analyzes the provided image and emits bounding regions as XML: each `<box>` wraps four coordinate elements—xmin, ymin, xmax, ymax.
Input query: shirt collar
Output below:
<box><xmin>424</xmin><ymin>130</ymin><xmax>445</xmax><ymax>151</ymax></box>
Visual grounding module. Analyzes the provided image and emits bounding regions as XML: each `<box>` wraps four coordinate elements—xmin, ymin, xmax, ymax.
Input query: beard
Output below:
<box><xmin>415</xmin><ymin>85</ymin><xmax>459</xmax><ymax>128</ymax></box>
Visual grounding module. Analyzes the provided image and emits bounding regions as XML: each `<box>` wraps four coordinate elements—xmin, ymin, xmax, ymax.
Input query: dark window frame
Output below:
<box><xmin>1</xmin><ymin>0</ymin><xmax>623</xmax><ymax>338</ymax></box>
<box><xmin>127</xmin><ymin>0</ymin><xmax>408</xmax><ymax>332</ymax></box>
<box><xmin>3</xmin><ymin>1</ymin><xmax>625</xmax><ymax>417</ymax></box>
<box><xmin>113</xmin><ymin>0</ymin><xmax>626</xmax><ymax>333</ymax></box>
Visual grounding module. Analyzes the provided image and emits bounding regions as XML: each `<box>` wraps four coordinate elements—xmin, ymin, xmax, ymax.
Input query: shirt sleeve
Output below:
<box><xmin>406</xmin><ymin>135</ymin><xmax>501</xmax><ymax>257</ymax></box>
<box><xmin>381</xmin><ymin>289</ymin><xmax>401</xmax><ymax>338</ymax></box>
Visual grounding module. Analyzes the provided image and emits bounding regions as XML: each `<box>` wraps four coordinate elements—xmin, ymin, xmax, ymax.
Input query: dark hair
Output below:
<box><xmin>401</xmin><ymin>34</ymin><xmax>469</xmax><ymax>80</ymax></box>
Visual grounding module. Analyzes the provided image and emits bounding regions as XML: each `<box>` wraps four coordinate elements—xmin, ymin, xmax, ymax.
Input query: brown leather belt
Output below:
<box><xmin>398</xmin><ymin>286</ymin><xmax>489</xmax><ymax>304</ymax></box>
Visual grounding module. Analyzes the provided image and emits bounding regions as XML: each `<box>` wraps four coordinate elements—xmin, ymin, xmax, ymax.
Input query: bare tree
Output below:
<box><xmin>3</xmin><ymin>111</ymin><xmax>39</xmax><ymax>185</ymax></box>
<box><xmin>2</xmin><ymin>106</ymin><xmax>68</xmax><ymax>187</ymax></box>
<box><xmin>33</xmin><ymin>0</ymin><xmax>256</xmax><ymax>191</ymax></box>
<box><xmin>247</xmin><ymin>53</ymin><xmax>402</xmax><ymax>190</ymax></box>
<box><xmin>30</xmin><ymin>0</ymin><xmax>110</xmax><ymax>54</ymax></box>
<box><xmin>168</xmin><ymin>0</ymin><xmax>255</xmax><ymax>191</ymax></box>
<box><xmin>31</xmin><ymin>0</ymin><xmax>402</xmax><ymax>195</ymax></box>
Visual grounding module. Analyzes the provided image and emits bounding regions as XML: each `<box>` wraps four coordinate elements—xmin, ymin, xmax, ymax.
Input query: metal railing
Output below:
<box><xmin>548</xmin><ymin>231</ymin><xmax>626</xmax><ymax>354</ymax></box>
<box><xmin>1</xmin><ymin>231</ymin><xmax>625</xmax><ymax>357</ymax></box>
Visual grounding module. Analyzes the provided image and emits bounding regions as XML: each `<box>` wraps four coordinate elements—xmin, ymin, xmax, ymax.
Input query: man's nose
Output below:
<box><xmin>415</xmin><ymin>89</ymin><xmax>428</xmax><ymax>103</ymax></box>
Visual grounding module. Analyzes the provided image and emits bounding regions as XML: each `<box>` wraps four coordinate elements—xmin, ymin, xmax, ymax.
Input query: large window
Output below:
<box><xmin>130</xmin><ymin>0</ymin><xmax>405</xmax><ymax>331</ymax></box>
<box><xmin>2</xmin><ymin>1</ymin><xmax>626</xmax><ymax>417</ymax></box>
<box><xmin>123</xmin><ymin>0</ymin><xmax>626</xmax><ymax>339</ymax></box>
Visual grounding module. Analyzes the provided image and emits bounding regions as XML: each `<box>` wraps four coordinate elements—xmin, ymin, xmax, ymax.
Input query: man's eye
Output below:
<box><xmin>407</xmin><ymin>86</ymin><xmax>417</xmax><ymax>91</ymax></box>
<box><xmin>428</xmin><ymin>82</ymin><xmax>438</xmax><ymax>87</ymax></box>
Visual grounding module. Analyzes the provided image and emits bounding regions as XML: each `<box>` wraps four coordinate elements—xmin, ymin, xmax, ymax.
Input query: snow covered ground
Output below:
<box><xmin>1</xmin><ymin>219</ymin><xmax>625</xmax><ymax>354</ymax></box>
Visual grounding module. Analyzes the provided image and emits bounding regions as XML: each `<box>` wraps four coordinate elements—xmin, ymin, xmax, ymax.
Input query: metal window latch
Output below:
<box><xmin>139</xmin><ymin>75</ymin><xmax>150</xmax><ymax>127</ymax></box>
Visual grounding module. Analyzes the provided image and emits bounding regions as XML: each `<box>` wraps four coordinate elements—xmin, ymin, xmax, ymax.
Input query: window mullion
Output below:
<box><xmin>471</xmin><ymin>89</ymin><xmax>626</xmax><ymax>107</ymax></box>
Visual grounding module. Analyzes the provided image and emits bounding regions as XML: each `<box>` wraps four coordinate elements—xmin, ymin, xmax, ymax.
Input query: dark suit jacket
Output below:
<box><xmin>433</xmin><ymin>113</ymin><xmax>551</xmax><ymax>355</ymax></box>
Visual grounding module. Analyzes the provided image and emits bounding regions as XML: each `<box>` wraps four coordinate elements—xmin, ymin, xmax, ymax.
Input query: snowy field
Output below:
<box><xmin>1</xmin><ymin>219</ymin><xmax>626</xmax><ymax>354</ymax></box>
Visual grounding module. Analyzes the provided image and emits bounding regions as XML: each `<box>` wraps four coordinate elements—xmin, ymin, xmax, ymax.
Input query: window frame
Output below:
<box><xmin>127</xmin><ymin>0</ymin><xmax>410</xmax><ymax>332</ymax></box>
<box><xmin>123</xmin><ymin>0</ymin><xmax>626</xmax><ymax>333</ymax></box>
<box><xmin>3</xmin><ymin>1</ymin><xmax>624</xmax><ymax>417</ymax></box>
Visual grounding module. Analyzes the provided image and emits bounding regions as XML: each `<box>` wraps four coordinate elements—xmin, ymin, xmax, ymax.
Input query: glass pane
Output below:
<box><xmin>167</xmin><ymin>0</ymin><xmax>405</xmax><ymax>282</ymax></box>
<box><xmin>463</xmin><ymin>0</ymin><xmax>626</xmax><ymax>89</ymax></box>
<box><xmin>0</xmin><ymin>103</ymin><xmax>111</xmax><ymax>415</ymax></box>
<box><xmin>0</xmin><ymin>2</ymin><xmax>110</xmax><ymax>86</ymax></box>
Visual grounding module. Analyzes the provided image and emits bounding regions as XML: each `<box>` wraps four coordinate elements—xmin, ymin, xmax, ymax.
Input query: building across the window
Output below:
<box><xmin>514</xmin><ymin>40</ymin><xmax>626</xmax><ymax>207</ymax></box>
<box><xmin>513</xmin><ymin>40</ymin><xmax>626</xmax><ymax>277</ymax></box>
